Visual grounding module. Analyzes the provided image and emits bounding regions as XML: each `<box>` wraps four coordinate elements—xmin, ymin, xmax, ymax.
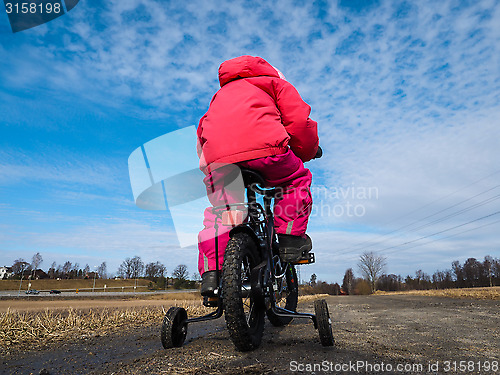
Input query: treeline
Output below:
<box><xmin>7</xmin><ymin>254</ymin><xmax>107</xmax><ymax>280</ymax></box>
<box><xmin>380</xmin><ymin>255</ymin><xmax>499</xmax><ymax>291</ymax></box>
<box><xmin>301</xmin><ymin>273</ymin><xmax>345</xmax><ymax>296</ymax></box>
<box><xmin>341</xmin><ymin>255</ymin><xmax>499</xmax><ymax>294</ymax></box>
<box><xmin>4</xmin><ymin>253</ymin><xmax>198</xmax><ymax>289</ymax></box>
<box><xmin>116</xmin><ymin>256</ymin><xmax>197</xmax><ymax>289</ymax></box>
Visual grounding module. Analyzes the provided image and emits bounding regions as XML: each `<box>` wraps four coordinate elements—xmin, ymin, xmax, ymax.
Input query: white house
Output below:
<box><xmin>0</xmin><ymin>266</ymin><xmax>13</xmax><ymax>279</ymax></box>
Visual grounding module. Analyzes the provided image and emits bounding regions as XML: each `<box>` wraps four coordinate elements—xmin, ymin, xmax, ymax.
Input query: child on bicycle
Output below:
<box><xmin>197</xmin><ymin>55</ymin><xmax>319</xmax><ymax>297</ymax></box>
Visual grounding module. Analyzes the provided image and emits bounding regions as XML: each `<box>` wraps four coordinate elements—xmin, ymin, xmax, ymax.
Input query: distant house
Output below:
<box><xmin>33</xmin><ymin>269</ymin><xmax>49</xmax><ymax>279</ymax></box>
<box><xmin>0</xmin><ymin>266</ymin><xmax>13</xmax><ymax>279</ymax></box>
<box><xmin>85</xmin><ymin>271</ymin><xmax>98</xmax><ymax>279</ymax></box>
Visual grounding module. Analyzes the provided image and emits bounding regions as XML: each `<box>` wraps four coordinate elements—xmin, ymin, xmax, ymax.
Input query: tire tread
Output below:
<box><xmin>314</xmin><ymin>299</ymin><xmax>334</xmax><ymax>346</ymax></box>
<box><xmin>223</xmin><ymin>233</ymin><xmax>265</xmax><ymax>351</ymax></box>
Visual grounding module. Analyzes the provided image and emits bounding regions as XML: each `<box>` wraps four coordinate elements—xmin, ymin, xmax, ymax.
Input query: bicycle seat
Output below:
<box><xmin>240</xmin><ymin>168</ymin><xmax>268</xmax><ymax>188</ymax></box>
<box><xmin>240</xmin><ymin>168</ymin><xmax>280</xmax><ymax>198</ymax></box>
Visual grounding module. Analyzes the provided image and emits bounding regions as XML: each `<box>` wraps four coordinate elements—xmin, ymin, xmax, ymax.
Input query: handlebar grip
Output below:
<box><xmin>314</xmin><ymin>146</ymin><xmax>323</xmax><ymax>159</ymax></box>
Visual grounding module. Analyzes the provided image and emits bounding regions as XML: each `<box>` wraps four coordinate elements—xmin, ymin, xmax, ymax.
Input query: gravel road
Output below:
<box><xmin>2</xmin><ymin>295</ymin><xmax>499</xmax><ymax>375</ymax></box>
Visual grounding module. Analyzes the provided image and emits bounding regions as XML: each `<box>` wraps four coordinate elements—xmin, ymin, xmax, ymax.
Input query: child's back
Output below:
<box><xmin>197</xmin><ymin>55</ymin><xmax>318</xmax><ymax>172</ymax></box>
<box><xmin>197</xmin><ymin>55</ymin><xmax>319</xmax><ymax>299</ymax></box>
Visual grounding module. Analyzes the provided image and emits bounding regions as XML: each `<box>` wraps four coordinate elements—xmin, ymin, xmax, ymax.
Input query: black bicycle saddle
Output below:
<box><xmin>240</xmin><ymin>168</ymin><xmax>268</xmax><ymax>188</ymax></box>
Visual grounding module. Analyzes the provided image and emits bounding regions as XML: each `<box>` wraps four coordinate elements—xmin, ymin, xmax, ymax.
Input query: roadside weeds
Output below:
<box><xmin>374</xmin><ymin>286</ymin><xmax>500</xmax><ymax>300</ymax></box>
<box><xmin>0</xmin><ymin>294</ymin><xmax>329</xmax><ymax>354</ymax></box>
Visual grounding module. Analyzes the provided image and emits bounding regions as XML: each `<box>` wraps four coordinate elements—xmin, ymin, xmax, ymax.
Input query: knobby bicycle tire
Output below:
<box><xmin>222</xmin><ymin>232</ymin><xmax>265</xmax><ymax>351</ymax></box>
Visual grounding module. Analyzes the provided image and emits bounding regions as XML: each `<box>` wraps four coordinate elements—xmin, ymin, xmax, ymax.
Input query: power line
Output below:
<box><xmin>341</xmin><ymin>216</ymin><xmax>500</xmax><ymax>262</ymax></box>
<box><xmin>336</xmin><ymin>190</ymin><xmax>500</xmax><ymax>258</ymax></box>
<box><xmin>335</xmin><ymin>169</ymin><xmax>500</xmax><ymax>252</ymax></box>
<box><xmin>405</xmin><ymin>194</ymin><xmax>500</xmax><ymax>233</ymax></box>
<box><xmin>373</xmin><ymin>211</ymin><xmax>500</xmax><ymax>254</ymax></box>
<box><xmin>341</xmin><ymin>190</ymin><xmax>500</xmax><ymax>256</ymax></box>
<box><xmin>338</xmin><ymin>210</ymin><xmax>500</xmax><ymax>261</ymax></box>
<box><xmin>379</xmin><ymin>217</ymin><xmax>500</xmax><ymax>258</ymax></box>
<box><xmin>339</xmin><ymin>180</ymin><xmax>500</xmax><ymax>251</ymax></box>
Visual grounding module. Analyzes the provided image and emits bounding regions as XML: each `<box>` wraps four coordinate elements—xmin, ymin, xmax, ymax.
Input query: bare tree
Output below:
<box><xmin>118</xmin><ymin>258</ymin><xmax>133</xmax><ymax>279</ymax></box>
<box><xmin>56</xmin><ymin>264</ymin><xmax>63</xmax><ymax>278</ymax></box>
<box><xmin>130</xmin><ymin>256</ymin><xmax>144</xmax><ymax>279</ymax></box>
<box><xmin>377</xmin><ymin>274</ymin><xmax>403</xmax><ymax>291</ymax></box>
<box><xmin>358</xmin><ymin>251</ymin><xmax>386</xmax><ymax>292</ymax></box>
<box><xmin>118</xmin><ymin>256</ymin><xmax>144</xmax><ymax>279</ymax></box>
<box><xmin>492</xmin><ymin>257</ymin><xmax>500</xmax><ymax>285</ymax></box>
<box><xmin>172</xmin><ymin>264</ymin><xmax>188</xmax><ymax>281</ymax></box>
<box><xmin>462</xmin><ymin>258</ymin><xmax>482</xmax><ymax>287</ymax></box>
<box><xmin>342</xmin><ymin>268</ymin><xmax>354</xmax><ymax>295</ymax></box>
<box><xmin>31</xmin><ymin>252</ymin><xmax>43</xmax><ymax>278</ymax></box>
<box><xmin>72</xmin><ymin>263</ymin><xmax>80</xmax><ymax>278</ymax></box>
<box><xmin>48</xmin><ymin>261</ymin><xmax>57</xmax><ymax>279</ymax></box>
<box><xmin>172</xmin><ymin>264</ymin><xmax>189</xmax><ymax>289</ymax></box>
<box><xmin>452</xmin><ymin>260</ymin><xmax>464</xmax><ymax>287</ymax></box>
<box><xmin>12</xmin><ymin>259</ymin><xmax>31</xmax><ymax>277</ymax></box>
<box><xmin>145</xmin><ymin>261</ymin><xmax>166</xmax><ymax>279</ymax></box>
<box><xmin>97</xmin><ymin>262</ymin><xmax>107</xmax><ymax>279</ymax></box>
<box><xmin>62</xmin><ymin>261</ymin><xmax>72</xmax><ymax>276</ymax></box>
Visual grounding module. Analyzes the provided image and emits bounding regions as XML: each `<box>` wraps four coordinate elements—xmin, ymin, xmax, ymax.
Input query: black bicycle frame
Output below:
<box><xmin>184</xmin><ymin>175</ymin><xmax>317</xmax><ymax>328</ymax></box>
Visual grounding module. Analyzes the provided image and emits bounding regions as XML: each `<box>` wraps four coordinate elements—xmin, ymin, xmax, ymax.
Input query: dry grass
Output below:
<box><xmin>0</xmin><ymin>301</ymin><xmax>212</xmax><ymax>353</ymax></box>
<box><xmin>0</xmin><ymin>293</ymin><xmax>332</xmax><ymax>353</ymax></box>
<box><xmin>374</xmin><ymin>286</ymin><xmax>500</xmax><ymax>300</ymax></box>
<box><xmin>0</xmin><ymin>293</ymin><xmax>203</xmax><ymax>314</ymax></box>
<box><xmin>297</xmin><ymin>294</ymin><xmax>330</xmax><ymax>303</ymax></box>
<box><xmin>144</xmin><ymin>292</ymin><xmax>201</xmax><ymax>300</ymax></box>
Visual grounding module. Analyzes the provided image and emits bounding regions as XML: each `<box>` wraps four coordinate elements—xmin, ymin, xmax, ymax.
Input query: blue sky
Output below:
<box><xmin>1</xmin><ymin>0</ymin><xmax>499</xmax><ymax>283</ymax></box>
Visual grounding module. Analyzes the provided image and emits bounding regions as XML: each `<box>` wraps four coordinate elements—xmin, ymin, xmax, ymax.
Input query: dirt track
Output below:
<box><xmin>2</xmin><ymin>295</ymin><xmax>499</xmax><ymax>375</ymax></box>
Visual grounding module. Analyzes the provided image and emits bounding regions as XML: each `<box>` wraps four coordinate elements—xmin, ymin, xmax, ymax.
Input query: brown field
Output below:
<box><xmin>0</xmin><ymin>291</ymin><xmax>201</xmax><ymax>313</ymax></box>
<box><xmin>374</xmin><ymin>286</ymin><xmax>500</xmax><ymax>300</ymax></box>
<box><xmin>0</xmin><ymin>279</ymin><xmax>152</xmax><ymax>292</ymax></box>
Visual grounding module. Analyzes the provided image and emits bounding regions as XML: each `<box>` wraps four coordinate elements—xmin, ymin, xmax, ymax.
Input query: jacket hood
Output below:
<box><xmin>218</xmin><ymin>55</ymin><xmax>280</xmax><ymax>87</ymax></box>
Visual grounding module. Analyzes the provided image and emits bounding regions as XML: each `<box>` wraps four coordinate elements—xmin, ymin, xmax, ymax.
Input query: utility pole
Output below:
<box><xmin>17</xmin><ymin>264</ymin><xmax>26</xmax><ymax>298</ymax></box>
<box><xmin>92</xmin><ymin>266</ymin><xmax>98</xmax><ymax>293</ymax></box>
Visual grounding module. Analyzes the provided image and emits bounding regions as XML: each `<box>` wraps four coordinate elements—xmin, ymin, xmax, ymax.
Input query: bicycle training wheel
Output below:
<box><xmin>222</xmin><ymin>232</ymin><xmax>265</xmax><ymax>351</ymax></box>
<box><xmin>266</xmin><ymin>264</ymin><xmax>298</xmax><ymax>326</ymax></box>
<box><xmin>161</xmin><ymin>306</ymin><xmax>188</xmax><ymax>349</ymax></box>
<box><xmin>314</xmin><ymin>299</ymin><xmax>334</xmax><ymax>346</ymax></box>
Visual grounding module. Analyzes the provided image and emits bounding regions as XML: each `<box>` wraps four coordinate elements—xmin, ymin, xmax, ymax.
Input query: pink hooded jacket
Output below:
<box><xmin>197</xmin><ymin>55</ymin><xmax>319</xmax><ymax>173</ymax></box>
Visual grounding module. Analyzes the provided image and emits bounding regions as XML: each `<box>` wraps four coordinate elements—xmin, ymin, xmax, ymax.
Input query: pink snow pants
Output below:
<box><xmin>197</xmin><ymin>149</ymin><xmax>313</xmax><ymax>276</ymax></box>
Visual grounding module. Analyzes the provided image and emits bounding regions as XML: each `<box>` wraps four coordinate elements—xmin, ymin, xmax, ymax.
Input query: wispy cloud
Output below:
<box><xmin>3</xmin><ymin>1</ymin><xmax>499</xmax><ymax>110</ymax></box>
<box><xmin>0</xmin><ymin>218</ymin><xmax>194</xmax><ymax>273</ymax></box>
<box><xmin>1</xmin><ymin>0</ymin><xmax>499</xmax><ymax>281</ymax></box>
<box><xmin>0</xmin><ymin>149</ymin><xmax>122</xmax><ymax>188</ymax></box>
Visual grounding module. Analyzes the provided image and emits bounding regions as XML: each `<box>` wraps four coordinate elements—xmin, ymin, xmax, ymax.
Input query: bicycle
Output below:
<box><xmin>161</xmin><ymin>147</ymin><xmax>334</xmax><ymax>351</ymax></box>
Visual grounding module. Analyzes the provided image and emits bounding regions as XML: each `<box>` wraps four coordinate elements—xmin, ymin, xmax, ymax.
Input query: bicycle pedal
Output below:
<box><xmin>203</xmin><ymin>296</ymin><xmax>219</xmax><ymax>307</ymax></box>
<box><xmin>293</xmin><ymin>252</ymin><xmax>315</xmax><ymax>265</ymax></box>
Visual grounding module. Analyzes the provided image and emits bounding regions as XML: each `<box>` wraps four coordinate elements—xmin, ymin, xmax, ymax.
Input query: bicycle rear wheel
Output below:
<box><xmin>222</xmin><ymin>232</ymin><xmax>265</xmax><ymax>351</ymax></box>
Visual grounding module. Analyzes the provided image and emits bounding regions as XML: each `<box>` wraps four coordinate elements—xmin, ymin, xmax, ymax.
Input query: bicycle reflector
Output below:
<box><xmin>222</xmin><ymin>209</ymin><xmax>245</xmax><ymax>226</ymax></box>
